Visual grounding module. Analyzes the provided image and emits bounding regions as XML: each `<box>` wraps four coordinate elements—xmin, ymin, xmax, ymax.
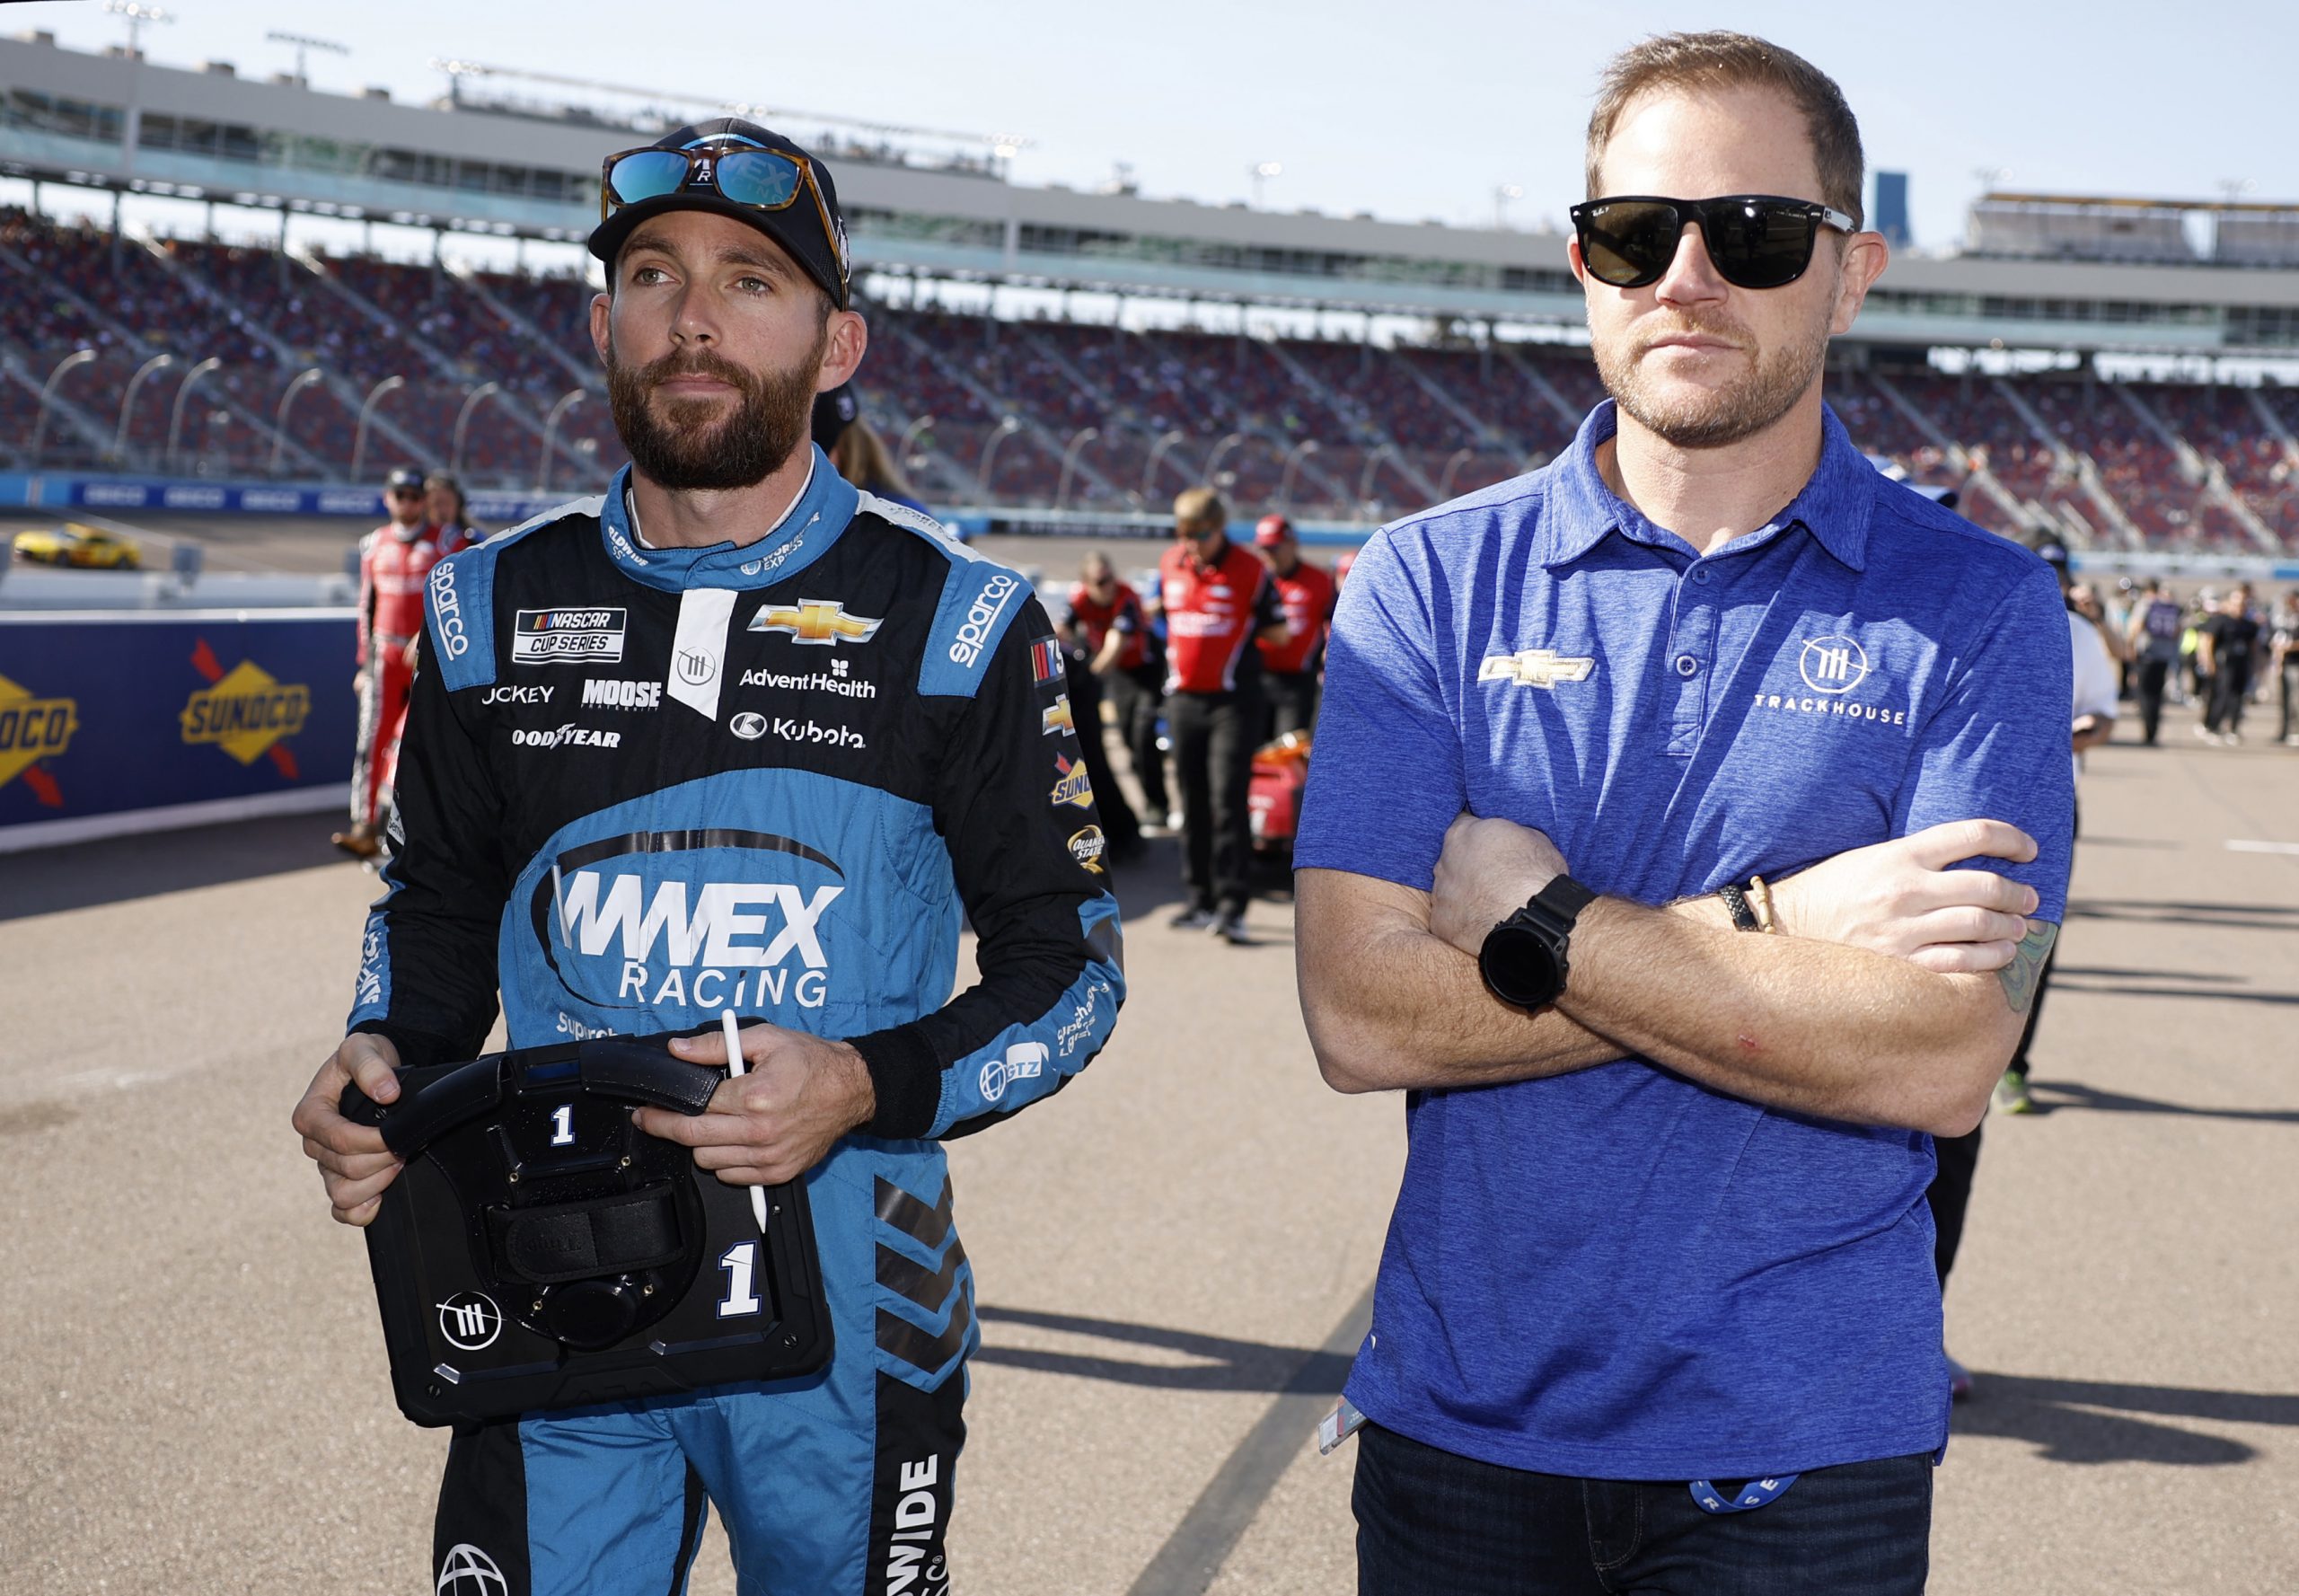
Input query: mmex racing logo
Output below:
<box><xmin>180</xmin><ymin>639</ymin><xmax>308</xmax><ymax>775</ymax></box>
<box><xmin>0</xmin><ymin>672</ymin><xmax>79</xmax><ymax>807</ymax></box>
<box><xmin>532</xmin><ymin>828</ymin><xmax>847</xmax><ymax>1013</ymax></box>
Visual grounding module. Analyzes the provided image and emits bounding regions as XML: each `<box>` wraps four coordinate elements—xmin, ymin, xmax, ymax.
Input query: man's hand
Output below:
<box><xmin>1768</xmin><ymin>819</ymin><xmax>2039</xmax><ymax>974</ymax></box>
<box><xmin>1429</xmin><ymin>814</ymin><xmax>1570</xmax><ymax>957</ymax></box>
<box><xmin>291</xmin><ymin>1032</ymin><xmax>404</xmax><ymax>1227</ymax></box>
<box><xmin>638</xmin><ymin>1024</ymin><xmax>877</xmax><ymax>1186</ymax></box>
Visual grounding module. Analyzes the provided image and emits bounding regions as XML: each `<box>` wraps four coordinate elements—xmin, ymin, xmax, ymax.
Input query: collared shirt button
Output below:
<box><xmin>1691</xmin><ymin>566</ymin><xmax>1712</xmax><ymax>584</ymax></box>
<box><xmin>1675</xmin><ymin>654</ymin><xmax>1699</xmax><ymax>676</ymax></box>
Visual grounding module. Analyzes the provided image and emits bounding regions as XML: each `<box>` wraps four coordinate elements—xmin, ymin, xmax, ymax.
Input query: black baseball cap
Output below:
<box><xmin>812</xmin><ymin>384</ymin><xmax>859</xmax><ymax>452</ymax></box>
<box><xmin>384</xmin><ymin>467</ymin><xmax>425</xmax><ymax>492</ymax></box>
<box><xmin>588</xmin><ymin>119</ymin><xmax>851</xmax><ymax>310</ymax></box>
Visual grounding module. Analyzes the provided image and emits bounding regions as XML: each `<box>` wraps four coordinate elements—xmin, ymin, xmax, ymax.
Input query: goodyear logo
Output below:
<box><xmin>0</xmin><ymin>673</ymin><xmax>77</xmax><ymax>804</ymax></box>
<box><xmin>181</xmin><ymin>655</ymin><xmax>310</xmax><ymax>767</ymax></box>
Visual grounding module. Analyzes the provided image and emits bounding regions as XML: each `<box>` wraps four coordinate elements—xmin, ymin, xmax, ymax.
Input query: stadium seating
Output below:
<box><xmin>4</xmin><ymin>206</ymin><xmax>2298</xmax><ymax>552</ymax></box>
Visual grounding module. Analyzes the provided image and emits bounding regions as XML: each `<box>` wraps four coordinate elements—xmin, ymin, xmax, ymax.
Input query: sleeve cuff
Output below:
<box><xmin>348</xmin><ymin>1019</ymin><xmax>454</xmax><ymax>1071</ymax></box>
<box><xmin>847</xmin><ymin>1022</ymin><xmax>944</xmax><ymax>1140</ymax></box>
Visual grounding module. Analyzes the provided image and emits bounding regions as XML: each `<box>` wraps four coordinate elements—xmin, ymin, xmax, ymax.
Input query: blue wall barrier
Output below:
<box><xmin>0</xmin><ymin>471</ymin><xmax>594</xmax><ymax>526</ymax></box>
<box><xmin>0</xmin><ymin>611</ymin><xmax>358</xmax><ymax>833</ymax></box>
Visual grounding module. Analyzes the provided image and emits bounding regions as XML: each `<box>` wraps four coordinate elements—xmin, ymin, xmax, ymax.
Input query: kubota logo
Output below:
<box><xmin>180</xmin><ymin>639</ymin><xmax>308</xmax><ymax>772</ymax></box>
<box><xmin>0</xmin><ymin>672</ymin><xmax>77</xmax><ymax>807</ymax></box>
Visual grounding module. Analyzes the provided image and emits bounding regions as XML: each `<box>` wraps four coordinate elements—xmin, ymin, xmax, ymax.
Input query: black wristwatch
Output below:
<box><xmin>1477</xmin><ymin>876</ymin><xmax>1597</xmax><ymax>1010</ymax></box>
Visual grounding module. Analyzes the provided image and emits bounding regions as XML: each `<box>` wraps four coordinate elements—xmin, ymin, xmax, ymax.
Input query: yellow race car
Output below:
<box><xmin>12</xmin><ymin>523</ymin><xmax>143</xmax><ymax>569</ymax></box>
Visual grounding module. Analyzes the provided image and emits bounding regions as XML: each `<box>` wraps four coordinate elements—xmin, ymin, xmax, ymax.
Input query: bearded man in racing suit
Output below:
<box><xmin>293</xmin><ymin>119</ymin><xmax>1124</xmax><ymax>1595</ymax></box>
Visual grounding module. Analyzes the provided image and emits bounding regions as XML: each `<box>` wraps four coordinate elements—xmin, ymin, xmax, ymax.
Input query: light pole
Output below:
<box><xmin>451</xmin><ymin>381</ymin><xmax>501</xmax><ymax>479</ymax></box>
<box><xmin>1139</xmin><ymin>428</ymin><xmax>1187</xmax><ymax>502</ymax></box>
<box><xmin>1202</xmin><ymin>430</ymin><xmax>1248</xmax><ymax>489</ymax></box>
<box><xmin>977</xmin><ymin>415</ymin><xmax>1023</xmax><ymax>498</ymax></box>
<box><xmin>1248</xmin><ymin>161</ymin><xmax>1283</xmax><ymax>209</ymax></box>
<box><xmin>349</xmin><ymin>374</ymin><xmax>405</xmax><ymax>482</ymax></box>
<box><xmin>1437</xmin><ymin>446</ymin><xmax>1476</xmax><ymax>501</ymax></box>
<box><xmin>1275</xmin><ymin>438</ymin><xmax>1321</xmax><ymax>514</ymax></box>
<box><xmin>30</xmin><ymin>348</ymin><xmax>96</xmax><ymax>467</ymax></box>
<box><xmin>538</xmin><ymin>388</ymin><xmax>587</xmax><ymax>493</ymax></box>
<box><xmin>166</xmin><ymin>356</ymin><xmax>221</xmax><ymax>470</ymax></box>
<box><xmin>896</xmin><ymin>413</ymin><xmax>937</xmax><ymax>463</ymax></box>
<box><xmin>112</xmin><ymin>352</ymin><xmax>175</xmax><ymax>463</ymax></box>
<box><xmin>1358</xmin><ymin>444</ymin><xmax>1397</xmax><ymax>512</ymax></box>
<box><xmin>1054</xmin><ymin>426</ymin><xmax>1100</xmax><ymax>511</ymax></box>
<box><xmin>269</xmin><ymin>366</ymin><xmax>324</xmax><ymax>476</ymax></box>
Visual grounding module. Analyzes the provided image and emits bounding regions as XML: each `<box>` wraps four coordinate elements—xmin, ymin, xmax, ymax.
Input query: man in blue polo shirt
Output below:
<box><xmin>1295</xmin><ymin>31</ymin><xmax>2071</xmax><ymax>1593</ymax></box>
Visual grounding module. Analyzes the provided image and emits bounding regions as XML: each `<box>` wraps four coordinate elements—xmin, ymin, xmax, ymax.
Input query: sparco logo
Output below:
<box><xmin>772</xmin><ymin>717</ymin><xmax>865</xmax><ymax>750</ymax></box>
<box><xmin>427</xmin><ymin>560</ymin><xmax>469</xmax><ymax>659</ymax></box>
<box><xmin>582</xmin><ymin>678</ymin><xmax>663</xmax><ymax>710</ymax></box>
<box><xmin>883</xmin><ymin>1454</ymin><xmax>947</xmax><ymax>1595</ymax></box>
<box><xmin>946</xmin><ymin>573</ymin><xmax>1020</xmax><ymax>667</ymax></box>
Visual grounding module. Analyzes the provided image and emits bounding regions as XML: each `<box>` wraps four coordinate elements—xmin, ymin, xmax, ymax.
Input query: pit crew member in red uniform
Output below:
<box><xmin>1160</xmin><ymin>487</ymin><xmax>1285</xmax><ymax>943</ymax></box>
<box><xmin>1251</xmin><ymin>514</ymin><xmax>1336</xmax><ymax>740</ymax></box>
<box><xmin>334</xmin><ymin>466</ymin><xmax>444</xmax><ymax>860</ymax></box>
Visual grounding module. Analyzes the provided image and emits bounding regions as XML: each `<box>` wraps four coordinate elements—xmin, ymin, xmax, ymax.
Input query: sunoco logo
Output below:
<box><xmin>0</xmin><ymin>672</ymin><xmax>77</xmax><ymax>806</ymax></box>
<box><xmin>181</xmin><ymin>641</ymin><xmax>309</xmax><ymax>772</ymax></box>
<box><xmin>428</xmin><ymin>560</ymin><xmax>470</xmax><ymax>659</ymax></box>
<box><xmin>947</xmin><ymin>573</ymin><xmax>1021</xmax><ymax>668</ymax></box>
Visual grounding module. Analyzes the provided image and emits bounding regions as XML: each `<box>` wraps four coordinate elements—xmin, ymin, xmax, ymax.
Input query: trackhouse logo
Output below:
<box><xmin>534</xmin><ymin>830</ymin><xmax>848</xmax><ymax>1012</ymax></box>
<box><xmin>1754</xmin><ymin>630</ymin><xmax>1906</xmax><ymax>728</ymax></box>
<box><xmin>436</xmin><ymin>1292</ymin><xmax>503</xmax><ymax>1351</ymax></box>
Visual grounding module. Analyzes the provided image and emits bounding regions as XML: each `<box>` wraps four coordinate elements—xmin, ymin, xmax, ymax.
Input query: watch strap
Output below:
<box><xmin>1523</xmin><ymin>874</ymin><xmax>1594</xmax><ymax>932</ymax></box>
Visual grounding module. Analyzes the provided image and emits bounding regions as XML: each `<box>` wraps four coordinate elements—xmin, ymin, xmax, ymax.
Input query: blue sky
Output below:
<box><xmin>14</xmin><ymin>0</ymin><xmax>2297</xmax><ymax>250</ymax></box>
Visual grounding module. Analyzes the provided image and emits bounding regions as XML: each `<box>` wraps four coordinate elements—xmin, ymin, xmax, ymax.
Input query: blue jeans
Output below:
<box><xmin>1353</xmin><ymin>1423</ymin><xmax>1933</xmax><ymax>1595</ymax></box>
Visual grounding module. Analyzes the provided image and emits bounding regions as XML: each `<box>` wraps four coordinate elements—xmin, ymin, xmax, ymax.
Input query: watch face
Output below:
<box><xmin>1479</xmin><ymin>921</ymin><xmax>1565</xmax><ymax>1010</ymax></box>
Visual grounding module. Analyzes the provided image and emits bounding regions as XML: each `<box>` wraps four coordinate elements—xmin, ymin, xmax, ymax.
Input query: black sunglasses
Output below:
<box><xmin>1570</xmin><ymin>195</ymin><xmax>1858</xmax><ymax>290</ymax></box>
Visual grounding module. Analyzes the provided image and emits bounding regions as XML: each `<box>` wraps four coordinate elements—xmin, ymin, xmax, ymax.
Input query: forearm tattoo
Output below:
<box><xmin>1997</xmin><ymin>921</ymin><xmax>2058</xmax><ymax>1015</ymax></box>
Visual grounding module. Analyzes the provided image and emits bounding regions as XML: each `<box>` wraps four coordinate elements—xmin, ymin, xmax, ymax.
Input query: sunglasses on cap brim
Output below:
<box><xmin>599</xmin><ymin>143</ymin><xmax>845</xmax><ymax>291</ymax></box>
<box><xmin>1570</xmin><ymin>195</ymin><xmax>1859</xmax><ymax>291</ymax></box>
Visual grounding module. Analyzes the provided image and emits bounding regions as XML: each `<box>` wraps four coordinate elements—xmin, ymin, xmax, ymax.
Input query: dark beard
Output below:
<box><xmin>605</xmin><ymin>332</ymin><xmax>824</xmax><ymax>492</ymax></box>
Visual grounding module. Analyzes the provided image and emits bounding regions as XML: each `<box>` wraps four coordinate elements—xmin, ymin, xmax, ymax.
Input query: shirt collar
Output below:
<box><xmin>598</xmin><ymin>447</ymin><xmax>859</xmax><ymax>594</ymax></box>
<box><xmin>1545</xmin><ymin>399</ymin><xmax>1874</xmax><ymax>573</ymax></box>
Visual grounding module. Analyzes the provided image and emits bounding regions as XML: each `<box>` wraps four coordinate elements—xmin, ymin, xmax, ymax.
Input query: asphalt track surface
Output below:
<box><xmin>3</xmin><ymin>714</ymin><xmax>2297</xmax><ymax>1592</ymax></box>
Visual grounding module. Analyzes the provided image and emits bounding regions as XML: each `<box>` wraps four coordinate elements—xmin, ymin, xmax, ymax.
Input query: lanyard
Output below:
<box><xmin>1687</xmin><ymin>1473</ymin><xmax>1799</xmax><ymax>1513</ymax></box>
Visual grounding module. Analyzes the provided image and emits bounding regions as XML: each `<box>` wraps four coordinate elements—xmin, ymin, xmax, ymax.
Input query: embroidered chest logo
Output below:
<box><xmin>1797</xmin><ymin>635</ymin><xmax>1870</xmax><ymax>694</ymax></box>
<box><xmin>1755</xmin><ymin>630</ymin><xmax>1907</xmax><ymax>729</ymax></box>
<box><xmin>748</xmin><ymin>599</ymin><xmax>883</xmax><ymax>647</ymax></box>
<box><xmin>1480</xmin><ymin>649</ymin><xmax>1596</xmax><ymax>689</ymax></box>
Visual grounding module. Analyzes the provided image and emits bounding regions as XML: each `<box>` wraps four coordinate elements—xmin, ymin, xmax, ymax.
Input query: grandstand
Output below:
<box><xmin>6</xmin><ymin>31</ymin><xmax>2299</xmax><ymax>551</ymax></box>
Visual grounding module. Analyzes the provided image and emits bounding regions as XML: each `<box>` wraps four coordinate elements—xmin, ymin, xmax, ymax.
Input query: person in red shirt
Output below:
<box><xmin>1251</xmin><ymin>514</ymin><xmax>1337</xmax><ymax>741</ymax></box>
<box><xmin>1159</xmin><ymin>487</ymin><xmax>1285</xmax><ymax>943</ymax></box>
<box><xmin>424</xmin><ymin>472</ymin><xmax>483</xmax><ymax>556</ymax></box>
<box><xmin>1053</xmin><ymin>552</ymin><xmax>1143</xmax><ymax>861</ymax></box>
<box><xmin>1066</xmin><ymin>551</ymin><xmax>1169</xmax><ymax>826</ymax></box>
<box><xmin>333</xmin><ymin>466</ymin><xmax>447</xmax><ymax>860</ymax></box>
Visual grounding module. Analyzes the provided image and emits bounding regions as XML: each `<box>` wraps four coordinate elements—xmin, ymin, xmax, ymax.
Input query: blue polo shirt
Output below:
<box><xmin>1296</xmin><ymin>401</ymin><xmax>2074</xmax><ymax>1480</ymax></box>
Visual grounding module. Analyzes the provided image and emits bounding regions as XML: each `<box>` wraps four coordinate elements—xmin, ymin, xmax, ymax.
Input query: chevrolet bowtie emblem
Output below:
<box><xmin>1480</xmin><ymin>649</ymin><xmax>1596</xmax><ymax>689</ymax></box>
<box><xmin>748</xmin><ymin>598</ymin><xmax>884</xmax><ymax>646</ymax></box>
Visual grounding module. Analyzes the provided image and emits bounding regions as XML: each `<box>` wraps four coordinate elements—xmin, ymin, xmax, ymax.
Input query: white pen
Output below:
<box><xmin>720</xmin><ymin>1008</ymin><xmax>771</xmax><ymax>1236</ymax></box>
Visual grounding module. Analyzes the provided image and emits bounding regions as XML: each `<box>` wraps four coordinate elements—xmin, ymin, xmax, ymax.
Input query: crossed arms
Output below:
<box><xmin>1298</xmin><ymin>816</ymin><xmax>2057</xmax><ymax>1138</ymax></box>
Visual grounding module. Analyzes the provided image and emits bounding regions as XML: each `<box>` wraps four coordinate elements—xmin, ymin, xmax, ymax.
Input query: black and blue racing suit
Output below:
<box><xmin>348</xmin><ymin>452</ymin><xmax>1123</xmax><ymax>1595</ymax></box>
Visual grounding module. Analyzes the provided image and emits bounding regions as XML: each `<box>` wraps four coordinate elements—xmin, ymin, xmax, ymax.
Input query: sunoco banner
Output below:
<box><xmin>0</xmin><ymin>613</ymin><xmax>357</xmax><ymax>832</ymax></box>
